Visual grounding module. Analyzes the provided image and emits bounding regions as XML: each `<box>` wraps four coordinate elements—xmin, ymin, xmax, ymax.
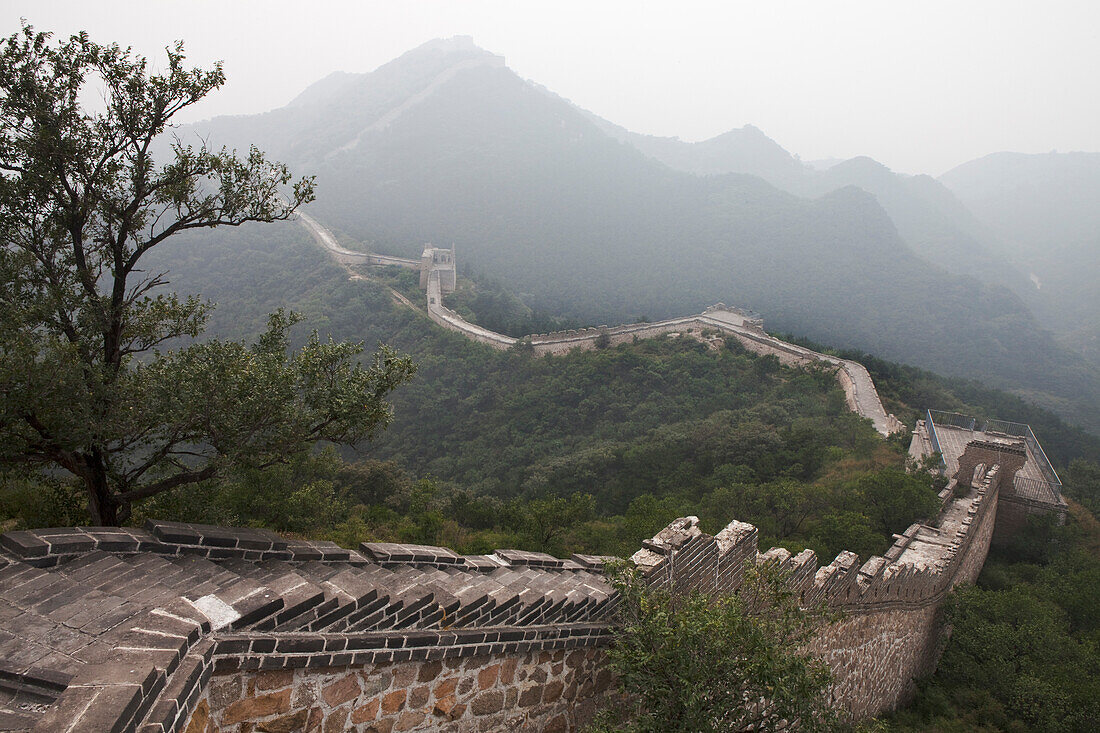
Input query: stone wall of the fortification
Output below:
<box><xmin>809</xmin><ymin>604</ymin><xmax>942</xmax><ymax>719</ymax></box>
<box><xmin>186</xmin><ymin>649</ymin><xmax>609</xmax><ymax>733</ymax></box>
<box><xmin>806</xmin><ymin>470</ymin><xmax>1003</xmax><ymax>717</ymax></box>
<box><xmin>833</xmin><ymin>364</ymin><xmax>862</xmax><ymax>416</ymax></box>
<box><xmin>992</xmin><ymin>494</ymin><xmax>1066</xmax><ymax>545</ymax></box>
<box><xmin>425</xmin><ymin>274</ymin><xmax>517</xmax><ymax>350</ymax></box>
<box><xmin>530</xmin><ymin>319</ymin><xmax>699</xmax><ymax>356</ymax></box>
<box><xmin>626</xmin><ymin>451</ymin><xmax>1012</xmax><ymax>721</ymax></box>
<box><xmin>2</xmin><ymin>451</ymin><xmax>1022</xmax><ymax>732</ymax></box>
<box><xmin>172</xmin><ymin>466</ymin><xmax>1007</xmax><ymax>732</ymax></box>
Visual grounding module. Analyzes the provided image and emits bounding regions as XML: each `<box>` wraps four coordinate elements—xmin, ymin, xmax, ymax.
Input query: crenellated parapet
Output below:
<box><xmin>630</xmin><ymin>469</ymin><xmax>999</xmax><ymax>617</ymax></box>
<box><xmin>0</xmin><ymin>451</ymin><xmax>1024</xmax><ymax>731</ymax></box>
<box><xmin>0</xmin><ymin>428</ymin><xmax>1042</xmax><ymax>730</ymax></box>
<box><xmin>621</xmin><ymin>454</ymin><xmax>1018</xmax><ymax>717</ymax></box>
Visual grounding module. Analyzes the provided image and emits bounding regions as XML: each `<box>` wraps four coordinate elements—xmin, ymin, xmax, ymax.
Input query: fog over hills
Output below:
<box><xmin>595</xmin><ymin>119</ymin><xmax>1033</xmax><ymax>298</ymax></box>
<box><xmin>941</xmin><ymin>152</ymin><xmax>1100</xmax><ymax>364</ymax></box>
<box><xmin>177</xmin><ymin>37</ymin><xmax>1100</xmax><ymax>432</ymax></box>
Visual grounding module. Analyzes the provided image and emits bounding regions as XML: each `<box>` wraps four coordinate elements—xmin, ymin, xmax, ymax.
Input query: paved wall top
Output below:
<box><xmin>0</xmin><ymin>438</ymin><xmax>1030</xmax><ymax>731</ymax></box>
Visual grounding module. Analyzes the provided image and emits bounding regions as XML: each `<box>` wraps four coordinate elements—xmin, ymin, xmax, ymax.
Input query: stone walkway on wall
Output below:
<box><xmin>0</xmin><ymin>522</ymin><xmax>615</xmax><ymax>732</ymax></box>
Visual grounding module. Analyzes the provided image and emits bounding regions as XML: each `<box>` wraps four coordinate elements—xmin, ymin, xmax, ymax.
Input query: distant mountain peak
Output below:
<box><xmin>394</xmin><ymin>35</ymin><xmax>504</xmax><ymax>67</ymax></box>
<box><xmin>415</xmin><ymin>35</ymin><xmax>482</xmax><ymax>53</ymax></box>
<box><xmin>287</xmin><ymin>36</ymin><xmax>503</xmax><ymax>111</ymax></box>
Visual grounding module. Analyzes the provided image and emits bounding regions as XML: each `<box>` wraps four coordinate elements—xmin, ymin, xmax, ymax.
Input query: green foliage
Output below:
<box><xmin>132</xmin><ymin>222</ymin><xmax>962</xmax><ymax>561</ymax></box>
<box><xmin>851</xmin><ymin>469</ymin><xmax>942</xmax><ymax>537</ymax></box>
<box><xmin>0</xmin><ymin>471</ymin><xmax>88</xmax><ymax>528</ymax></box>
<box><xmin>502</xmin><ymin>492</ymin><xmax>595</xmax><ymax>555</ymax></box>
<box><xmin>442</xmin><ymin>275</ymin><xmax>577</xmax><ymax>337</ymax></box>
<box><xmin>0</xmin><ymin>25</ymin><xmax>413</xmax><ymax>524</ymax></box>
<box><xmin>593</xmin><ymin>562</ymin><xmax>838</xmax><ymax>732</ymax></box>
<box><xmin>1065</xmin><ymin>459</ymin><xmax>1100</xmax><ymax>515</ymax></box>
<box><xmin>135</xmin><ymin>448</ymin><xmax>349</xmax><ymax>534</ymax></box>
<box><xmin>885</xmin><ymin>506</ymin><xmax>1100</xmax><ymax>732</ymax></box>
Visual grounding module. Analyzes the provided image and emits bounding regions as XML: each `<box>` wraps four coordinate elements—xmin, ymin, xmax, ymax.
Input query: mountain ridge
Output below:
<box><xmin>172</xmin><ymin>37</ymin><xmax>1100</xmax><ymax>433</ymax></box>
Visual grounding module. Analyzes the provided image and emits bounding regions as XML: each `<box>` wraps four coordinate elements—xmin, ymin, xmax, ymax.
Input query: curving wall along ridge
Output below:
<box><xmin>298</xmin><ymin>213</ymin><xmax>905</xmax><ymax>436</ymax></box>
<box><xmin>0</xmin><ymin>439</ymin><xmax>1027</xmax><ymax>731</ymax></box>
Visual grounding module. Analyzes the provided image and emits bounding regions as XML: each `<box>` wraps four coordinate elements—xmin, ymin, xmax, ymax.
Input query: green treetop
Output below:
<box><xmin>0</xmin><ymin>25</ymin><xmax>414</xmax><ymax>525</ymax></box>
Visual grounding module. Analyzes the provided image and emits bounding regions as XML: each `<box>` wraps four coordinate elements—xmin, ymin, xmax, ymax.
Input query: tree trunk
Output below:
<box><xmin>84</xmin><ymin>451</ymin><xmax>120</xmax><ymax>526</ymax></box>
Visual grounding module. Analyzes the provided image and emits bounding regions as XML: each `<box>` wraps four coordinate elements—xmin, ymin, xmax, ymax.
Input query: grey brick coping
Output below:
<box><xmin>0</xmin><ymin>449</ymin><xmax>1032</xmax><ymax>733</ymax></box>
<box><xmin>0</xmin><ymin>521</ymin><xmax>616</xmax><ymax>732</ymax></box>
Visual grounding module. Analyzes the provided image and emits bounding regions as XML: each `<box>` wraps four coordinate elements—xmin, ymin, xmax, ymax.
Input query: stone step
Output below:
<box><xmin>68</xmin><ymin>553</ymin><xmax>185</xmax><ymax>606</ymax></box>
<box><xmin>305</xmin><ymin>567</ymin><xmax>391</xmax><ymax>632</ymax></box>
<box><xmin>116</xmin><ymin>554</ymin><xmax>283</xmax><ymax>631</ymax></box>
<box><xmin>163</xmin><ymin>554</ymin><xmax>247</xmax><ymax>594</ymax></box>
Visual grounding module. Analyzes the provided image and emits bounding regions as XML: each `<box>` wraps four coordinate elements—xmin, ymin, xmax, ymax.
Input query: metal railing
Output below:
<box><xmin>924</xmin><ymin>409</ymin><xmax>948</xmax><ymax>471</ymax></box>
<box><xmin>925</xmin><ymin>410</ymin><xmax>1063</xmax><ymax>503</ymax></box>
<box><xmin>927</xmin><ymin>410</ymin><xmax>977</xmax><ymax>431</ymax></box>
<box><xmin>1012</xmin><ymin>476</ymin><xmax>1062</xmax><ymax>503</ymax></box>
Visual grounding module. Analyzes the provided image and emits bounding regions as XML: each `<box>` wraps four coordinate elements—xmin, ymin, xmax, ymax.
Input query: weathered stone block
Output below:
<box><xmin>182</xmin><ymin>698</ymin><xmax>209</xmax><ymax>733</ymax></box>
<box><xmin>518</xmin><ymin>684</ymin><xmax>542</xmax><ymax>707</ymax></box>
<box><xmin>352</xmin><ymin>697</ymin><xmax>381</xmax><ymax>724</ymax></box>
<box><xmin>323</xmin><ymin>706</ymin><xmax>349</xmax><ymax>733</ymax></box>
<box><xmin>471</xmin><ymin>688</ymin><xmax>505</xmax><ymax>715</ymax></box>
<box><xmin>408</xmin><ymin>684</ymin><xmax>429</xmax><ymax>709</ymax></box>
<box><xmin>416</xmin><ymin>659</ymin><xmax>442</xmax><ymax>683</ymax></box>
<box><xmin>499</xmin><ymin>657</ymin><xmax>518</xmax><ymax>685</ymax></box>
<box><xmin>477</xmin><ymin>662</ymin><xmax>500</xmax><ymax>690</ymax></box>
<box><xmin>253</xmin><ymin>669</ymin><xmax>293</xmax><ymax>692</ymax></box>
<box><xmin>256</xmin><ymin>708</ymin><xmax>309</xmax><ymax>733</ymax></box>
<box><xmin>322</xmin><ymin>672</ymin><xmax>360</xmax><ymax>707</ymax></box>
<box><xmin>433</xmin><ymin>677</ymin><xmax>457</xmax><ymax>700</ymax></box>
<box><xmin>394</xmin><ymin>710</ymin><xmax>427</xmax><ymax>730</ymax></box>
<box><xmin>433</xmin><ymin>693</ymin><xmax>458</xmax><ymax>718</ymax></box>
<box><xmin>364</xmin><ymin>716</ymin><xmax>394</xmax><ymax>733</ymax></box>
<box><xmin>222</xmin><ymin>689</ymin><xmax>290</xmax><ymax>725</ymax></box>
<box><xmin>381</xmin><ymin>688</ymin><xmax>406</xmax><ymax>715</ymax></box>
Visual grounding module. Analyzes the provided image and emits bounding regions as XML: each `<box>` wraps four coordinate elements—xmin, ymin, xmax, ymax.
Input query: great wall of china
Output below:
<box><xmin>296</xmin><ymin>212</ymin><xmax>905</xmax><ymax>436</ymax></box>
<box><xmin>0</xmin><ymin>432</ymin><xmax>1065</xmax><ymax>732</ymax></box>
<box><xmin>0</xmin><ymin>215</ymin><xmax>1068</xmax><ymax>732</ymax></box>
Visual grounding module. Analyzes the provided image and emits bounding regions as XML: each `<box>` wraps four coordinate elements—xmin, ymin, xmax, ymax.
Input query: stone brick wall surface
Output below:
<box><xmin>187</xmin><ymin>648</ymin><xmax>608</xmax><ymax>733</ymax></box>
<box><xmin>809</xmin><ymin>604</ymin><xmax>941</xmax><ymax>719</ymax></box>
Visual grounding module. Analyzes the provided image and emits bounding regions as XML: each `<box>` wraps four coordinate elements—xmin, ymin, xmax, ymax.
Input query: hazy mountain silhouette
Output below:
<box><xmin>594</xmin><ymin>120</ymin><xmax>1032</xmax><ymax>296</ymax></box>
<box><xmin>941</xmin><ymin>152</ymin><xmax>1100</xmax><ymax>364</ymax></box>
<box><xmin>176</xmin><ymin>37</ymin><xmax>1100</xmax><ymax>432</ymax></box>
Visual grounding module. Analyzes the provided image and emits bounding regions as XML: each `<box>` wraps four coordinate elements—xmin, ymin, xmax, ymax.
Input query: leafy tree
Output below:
<box><xmin>594</xmin><ymin>561</ymin><xmax>838</xmax><ymax>733</ymax></box>
<box><xmin>1065</xmin><ymin>459</ymin><xmax>1100</xmax><ymax>514</ymax></box>
<box><xmin>505</xmin><ymin>491</ymin><xmax>595</xmax><ymax>554</ymax></box>
<box><xmin>853</xmin><ymin>469</ymin><xmax>941</xmax><ymax>537</ymax></box>
<box><xmin>0</xmin><ymin>25</ymin><xmax>414</xmax><ymax>525</ymax></box>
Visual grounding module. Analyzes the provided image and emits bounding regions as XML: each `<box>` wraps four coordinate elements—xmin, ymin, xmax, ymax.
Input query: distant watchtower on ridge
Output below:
<box><xmin>419</xmin><ymin>244</ymin><xmax>456</xmax><ymax>293</ymax></box>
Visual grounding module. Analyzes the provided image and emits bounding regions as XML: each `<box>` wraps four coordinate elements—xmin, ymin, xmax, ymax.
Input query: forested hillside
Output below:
<box><xmin>592</xmin><ymin>120</ymin><xmax>1032</xmax><ymax>299</ymax></box>
<box><xmin>7</xmin><ymin>212</ymin><xmax>1096</xmax><ymax>731</ymax></box>
<box><xmin>111</xmin><ymin>221</ymin><xmax>1096</xmax><ymax>557</ymax></box>
<box><xmin>176</xmin><ymin>38</ymin><xmax>1100</xmax><ymax>433</ymax></box>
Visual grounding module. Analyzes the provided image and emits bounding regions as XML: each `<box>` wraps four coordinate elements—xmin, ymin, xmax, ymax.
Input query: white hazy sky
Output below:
<box><xmin>6</xmin><ymin>1</ymin><xmax>1099</xmax><ymax>175</ymax></box>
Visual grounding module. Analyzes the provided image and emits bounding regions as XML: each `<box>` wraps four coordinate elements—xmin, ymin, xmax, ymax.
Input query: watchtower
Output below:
<box><xmin>419</xmin><ymin>244</ymin><xmax>456</xmax><ymax>293</ymax></box>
